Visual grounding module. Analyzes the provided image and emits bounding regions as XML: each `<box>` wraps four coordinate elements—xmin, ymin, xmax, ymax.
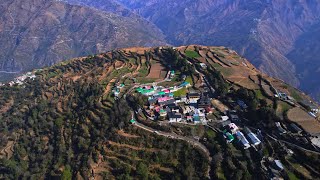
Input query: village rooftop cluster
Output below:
<box><xmin>136</xmin><ymin>81</ymin><xmax>214</xmax><ymax>124</ymax></box>
<box><xmin>8</xmin><ymin>72</ymin><xmax>37</xmax><ymax>86</ymax></box>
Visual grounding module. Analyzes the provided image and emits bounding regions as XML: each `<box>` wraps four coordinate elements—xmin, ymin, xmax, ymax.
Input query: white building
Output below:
<box><xmin>200</xmin><ymin>63</ymin><xmax>207</xmax><ymax>69</ymax></box>
<box><xmin>168</xmin><ymin>113</ymin><xmax>182</xmax><ymax>123</ymax></box>
<box><xmin>221</xmin><ymin>116</ymin><xmax>229</xmax><ymax>121</ymax></box>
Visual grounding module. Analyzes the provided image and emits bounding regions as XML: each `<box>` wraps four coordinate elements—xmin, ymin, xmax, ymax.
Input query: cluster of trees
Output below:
<box><xmin>126</xmin><ymin>94</ymin><xmax>148</xmax><ymax>110</ymax></box>
<box><xmin>161</xmin><ymin>48</ymin><xmax>196</xmax><ymax>76</ymax></box>
<box><xmin>110</xmin><ymin>125</ymin><xmax>209</xmax><ymax>179</ymax></box>
<box><xmin>203</xmin><ymin>130</ymin><xmax>255</xmax><ymax>180</ymax></box>
<box><xmin>235</xmin><ymin>87</ymin><xmax>281</xmax><ymax>127</ymax></box>
<box><xmin>236</xmin><ymin>88</ymin><xmax>260</xmax><ymax>110</ymax></box>
<box><xmin>205</xmin><ymin>67</ymin><xmax>229</xmax><ymax>97</ymax></box>
<box><xmin>0</xmin><ymin>77</ymin><xmax>121</xmax><ymax>178</ymax></box>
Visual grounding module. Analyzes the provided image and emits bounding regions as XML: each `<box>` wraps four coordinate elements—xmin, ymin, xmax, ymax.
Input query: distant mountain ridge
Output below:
<box><xmin>1</xmin><ymin>0</ymin><xmax>320</xmax><ymax>101</ymax></box>
<box><xmin>115</xmin><ymin>0</ymin><xmax>320</xmax><ymax>101</ymax></box>
<box><xmin>0</xmin><ymin>0</ymin><xmax>167</xmax><ymax>81</ymax></box>
<box><xmin>287</xmin><ymin>22</ymin><xmax>320</xmax><ymax>100</ymax></box>
<box><xmin>58</xmin><ymin>0</ymin><xmax>164</xmax><ymax>37</ymax></box>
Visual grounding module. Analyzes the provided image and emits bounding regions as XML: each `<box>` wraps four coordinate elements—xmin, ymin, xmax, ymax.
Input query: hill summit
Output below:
<box><xmin>0</xmin><ymin>45</ymin><xmax>320</xmax><ymax>179</ymax></box>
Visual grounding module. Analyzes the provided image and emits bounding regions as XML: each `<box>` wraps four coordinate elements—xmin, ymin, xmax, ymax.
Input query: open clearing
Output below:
<box><xmin>147</xmin><ymin>60</ymin><xmax>165</xmax><ymax>79</ymax></box>
<box><xmin>228</xmin><ymin>77</ymin><xmax>260</xmax><ymax>90</ymax></box>
<box><xmin>211</xmin><ymin>99</ymin><xmax>229</xmax><ymax>112</ymax></box>
<box><xmin>287</xmin><ymin>107</ymin><xmax>320</xmax><ymax>135</ymax></box>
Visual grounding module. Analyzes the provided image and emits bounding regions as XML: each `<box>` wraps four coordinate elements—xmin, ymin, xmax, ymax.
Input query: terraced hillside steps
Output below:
<box><xmin>0</xmin><ymin>45</ymin><xmax>319</xmax><ymax>180</ymax></box>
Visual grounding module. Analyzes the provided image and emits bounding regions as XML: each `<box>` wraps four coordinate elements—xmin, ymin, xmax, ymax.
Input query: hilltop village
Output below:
<box><xmin>108</xmin><ymin>46</ymin><xmax>320</xmax><ymax>180</ymax></box>
<box><xmin>132</xmin><ymin>71</ymin><xmax>263</xmax><ymax>150</ymax></box>
<box><xmin>1</xmin><ymin>46</ymin><xmax>320</xmax><ymax>180</ymax></box>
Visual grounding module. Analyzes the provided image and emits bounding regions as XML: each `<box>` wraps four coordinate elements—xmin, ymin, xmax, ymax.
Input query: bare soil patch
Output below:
<box><xmin>287</xmin><ymin>107</ymin><xmax>320</xmax><ymax>135</ymax></box>
<box><xmin>207</xmin><ymin>51</ymin><xmax>227</xmax><ymax>67</ymax></box>
<box><xmin>211</xmin><ymin>99</ymin><xmax>229</xmax><ymax>112</ymax></box>
<box><xmin>71</xmin><ymin>75</ymin><xmax>81</xmax><ymax>81</ymax></box>
<box><xmin>147</xmin><ymin>61</ymin><xmax>165</xmax><ymax>79</ymax></box>
<box><xmin>176</xmin><ymin>46</ymin><xmax>187</xmax><ymax>52</ymax></box>
<box><xmin>104</xmin><ymin>79</ymin><xmax>116</xmax><ymax>94</ymax></box>
<box><xmin>198</xmin><ymin>50</ymin><xmax>208</xmax><ymax>58</ymax></box>
<box><xmin>249</xmin><ymin>75</ymin><xmax>260</xmax><ymax>84</ymax></box>
<box><xmin>0</xmin><ymin>141</ymin><xmax>14</xmax><ymax>159</ymax></box>
<box><xmin>186</xmin><ymin>45</ymin><xmax>196</xmax><ymax>51</ymax></box>
<box><xmin>260</xmin><ymin>81</ymin><xmax>274</xmax><ymax>97</ymax></box>
<box><xmin>117</xmin><ymin>130</ymin><xmax>140</xmax><ymax>138</ymax></box>
<box><xmin>57</xmin><ymin>101</ymin><xmax>63</xmax><ymax>113</ymax></box>
<box><xmin>228</xmin><ymin>77</ymin><xmax>260</xmax><ymax>90</ymax></box>
<box><xmin>45</xmin><ymin>92</ymin><xmax>53</xmax><ymax>100</ymax></box>
<box><xmin>150</xmin><ymin>164</ymin><xmax>174</xmax><ymax>173</ymax></box>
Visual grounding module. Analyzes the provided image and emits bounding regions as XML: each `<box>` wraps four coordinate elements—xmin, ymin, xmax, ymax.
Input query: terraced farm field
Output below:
<box><xmin>287</xmin><ymin>107</ymin><xmax>320</xmax><ymax>135</ymax></box>
<box><xmin>0</xmin><ymin>45</ymin><xmax>319</xmax><ymax>180</ymax></box>
<box><xmin>147</xmin><ymin>60</ymin><xmax>166</xmax><ymax>79</ymax></box>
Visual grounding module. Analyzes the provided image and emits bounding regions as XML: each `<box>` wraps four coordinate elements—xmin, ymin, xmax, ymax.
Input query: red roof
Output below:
<box><xmin>205</xmin><ymin>107</ymin><xmax>212</xmax><ymax>112</ymax></box>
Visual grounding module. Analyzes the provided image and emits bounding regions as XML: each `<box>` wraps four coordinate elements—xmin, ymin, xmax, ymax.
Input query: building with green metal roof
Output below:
<box><xmin>130</xmin><ymin>119</ymin><xmax>136</xmax><ymax>124</ymax></box>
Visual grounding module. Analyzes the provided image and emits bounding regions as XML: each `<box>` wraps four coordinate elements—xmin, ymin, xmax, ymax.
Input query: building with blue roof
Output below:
<box><xmin>235</xmin><ymin>131</ymin><xmax>250</xmax><ymax>149</ymax></box>
<box><xmin>246</xmin><ymin>132</ymin><xmax>261</xmax><ymax>146</ymax></box>
<box><xmin>179</xmin><ymin>81</ymin><xmax>191</xmax><ymax>88</ymax></box>
<box><xmin>244</xmin><ymin>127</ymin><xmax>261</xmax><ymax>146</ymax></box>
<box><xmin>193</xmin><ymin>114</ymin><xmax>201</xmax><ymax>124</ymax></box>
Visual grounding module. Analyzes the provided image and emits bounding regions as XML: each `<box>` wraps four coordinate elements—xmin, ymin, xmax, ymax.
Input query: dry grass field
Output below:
<box><xmin>211</xmin><ymin>99</ymin><xmax>229</xmax><ymax>112</ymax></box>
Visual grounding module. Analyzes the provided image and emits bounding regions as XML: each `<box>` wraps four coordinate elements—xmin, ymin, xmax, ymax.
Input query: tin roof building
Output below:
<box><xmin>235</xmin><ymin>131</ymin><xmax>250</xmax><ymax>149</ymax></box>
